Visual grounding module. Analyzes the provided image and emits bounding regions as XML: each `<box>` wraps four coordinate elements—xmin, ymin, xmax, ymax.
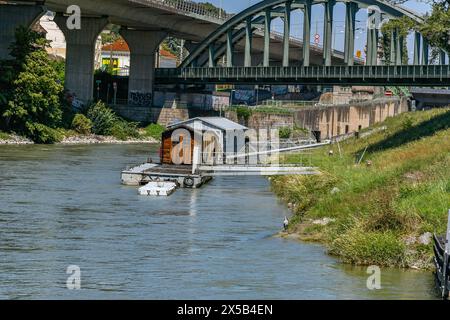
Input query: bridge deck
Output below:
<box><xmin>156</xmin><ymin>65</ymin><xmax>450</xmax><ymax>86</ymax></box>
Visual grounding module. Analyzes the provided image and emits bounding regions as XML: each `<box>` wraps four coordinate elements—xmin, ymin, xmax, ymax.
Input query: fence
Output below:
<box><xmin>434</xmin><ymin>209</ymin><xmax>450</xmax><ymax>300</ymax></box>
<box><xmin>261</xmin><ymin>100</ymin><xmax>317</xmax><ymax>108</ymax></box>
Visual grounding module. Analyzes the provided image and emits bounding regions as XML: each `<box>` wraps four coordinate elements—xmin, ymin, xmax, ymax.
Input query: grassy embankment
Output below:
<box><xmin>271</xmin><ymin>108</ymin><xmax>450</xmax><ymax>269</ymax></box>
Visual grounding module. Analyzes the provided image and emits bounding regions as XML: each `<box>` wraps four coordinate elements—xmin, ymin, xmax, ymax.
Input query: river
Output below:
<box><xmin>0</xmin><ymin>144</ymin><xmax>437</xmax><ymax>299</ymax></box>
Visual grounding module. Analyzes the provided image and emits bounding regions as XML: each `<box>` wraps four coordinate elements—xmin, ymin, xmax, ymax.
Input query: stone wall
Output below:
<box><xmin>247</xmin><ymin>113</ymin><xmax>294</xmax><ymax>130</ymax></box>
<box><xmin>294</xmin><ymin>97</ymin><xmax>409</xmax><ymax>140</ymax></box>
<box><xmin>225</xmin><ymin>111</ymin><xmax>294</xmax><ymax>130</ymax></box>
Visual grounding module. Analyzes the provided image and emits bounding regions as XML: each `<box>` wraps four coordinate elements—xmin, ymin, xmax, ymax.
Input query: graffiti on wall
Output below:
<box><xmin>64</xmin><ymin>90</ymin><xmax>84</xmax><ymax>111</ymax></box>
<box><xmin>271</xmin><ymin>85</ymin><xmax>288</xmax><ymax>96</ymax></box>
<box><xmin>130</xmin><ymin>91</ymin><xmax>152</xmax><ymax>107</ymax></box>
<box><xmin>233</xmin><ymin>90</ymin><xmax>255</xmax><ymax>104</ymax></box>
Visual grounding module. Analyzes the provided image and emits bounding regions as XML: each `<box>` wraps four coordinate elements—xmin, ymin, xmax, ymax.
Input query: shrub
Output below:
<box><xmin>278</xmin><ymin>126</ymin><xmax>292</xmax><ymax>139</ymax></box>
<box><xmin>144</xmin><ymin>123</ymin><xmax>165</xmax><ymax>140</ymax></box>
<box><xmin>71</xmin><ymin>114</ymin><xmax>92</xmax><ymax>134</ymax></box>
<box><xmin>87</xmin><ymin>101</ymin><xmax>117</xmax><ymax>135</ymax></box>
<box><xmin>0</xmin><ymin>131</ymin><xmax>10</xmax><ymax>140</ymax></box>
<box><xmin>25</xmin><ymin>122</ymin><xmax>62</xmax><ymax>144</ymax></box>
<box><xmin>110</xmin><ymin>120</ymin><xmax>139</xmax><ymax>141</ymax></box>
<box><xmin>402</xmin><ymin>115</ymin><xmax>414</xmax><ymax>130</ymax></box>
<box><xmin>234</xmin><ymin>105</ymin><xmax>252</xmax><ymax>121</ymax></box>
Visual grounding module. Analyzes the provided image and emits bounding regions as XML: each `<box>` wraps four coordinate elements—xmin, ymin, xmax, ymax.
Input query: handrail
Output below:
<box><xmin>129</xmin><ymin>0</ymin><xmax>233</xmax><ymax>21</ymax></box>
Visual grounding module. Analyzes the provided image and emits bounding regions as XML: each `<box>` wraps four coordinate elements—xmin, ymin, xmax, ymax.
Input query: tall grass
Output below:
<box><xmin>272</xmin><ymin>108</ymin><xmax>450</xmax><ymax>268</ymax></box>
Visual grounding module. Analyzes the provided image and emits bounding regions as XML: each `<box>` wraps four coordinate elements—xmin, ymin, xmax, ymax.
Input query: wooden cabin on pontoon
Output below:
<box><xmin>160</xmin><ymin>117</ymin><xmax>248</xmax><ymax>165</ymax></box>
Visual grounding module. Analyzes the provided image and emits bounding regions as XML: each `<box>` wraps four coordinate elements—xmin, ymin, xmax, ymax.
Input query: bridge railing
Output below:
<box><xmin>157</xmin><ymin>65</ymin><xmax>450</xmax><ymax>77</ymax></box>
<box><xmin>155</xmin><ymin>65</ymin><xmax>450</xmax><ymax>85</ymax></box>
<box><xmin>130</xmin><ymin>0</ymin><xmax>233</xmax><ymax>21</ymax></box>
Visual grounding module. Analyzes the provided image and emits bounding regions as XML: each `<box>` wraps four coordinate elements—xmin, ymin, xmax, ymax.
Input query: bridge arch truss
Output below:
<box><xmin>180</xmin><ymin>0</ymin><xmax>446</xmax><ymax>69</ymax></box>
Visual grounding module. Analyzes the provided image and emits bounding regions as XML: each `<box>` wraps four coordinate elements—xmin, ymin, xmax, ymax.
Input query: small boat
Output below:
<box><xmin>138</xmin><ymin>181</ymin><xmax>177</xmax><ymax>197</ymax></box>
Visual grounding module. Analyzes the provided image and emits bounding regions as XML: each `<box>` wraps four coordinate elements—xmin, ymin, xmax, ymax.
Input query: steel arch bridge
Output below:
<box><xmin>155</xmin><ymin>0</ymin><xmax>450</xmax><ymax>86</ymax></box>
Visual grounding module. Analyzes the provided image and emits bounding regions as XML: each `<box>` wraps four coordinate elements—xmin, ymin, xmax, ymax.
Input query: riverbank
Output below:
<box><xmin>272</xmin><ymin>108</ymin><xmax>450</xmax><ymax>270</ymax></box>
<box><xmin>0</xmin><ymin>132</ymin><xmax>158</xmax><ymax>145</ymax></box>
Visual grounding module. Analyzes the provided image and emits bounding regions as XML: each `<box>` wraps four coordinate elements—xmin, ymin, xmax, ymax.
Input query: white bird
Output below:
<box><xmin>283</xmin><ymin>216</ymin><xmax>289</xmax><ymax>231</ymax></box>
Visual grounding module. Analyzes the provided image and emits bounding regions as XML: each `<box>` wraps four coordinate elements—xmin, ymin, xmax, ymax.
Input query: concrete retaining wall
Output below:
<box><xmin>153</xmin><ymin>108</ymin><xmax>189</xmax><ymax>127</ymax></box>
<box><xmin>110</xmin><ymin>105</ymin><xmax>189</xmax><ymax>126</ymax></box>
<box><xmin>154</xmin><ymin>91</ymin><xmax>230</xmax><ymax>110</ymax></box>
<box><xmin>294</xmin><ymin>97</ymin><xmax>409</xmax><ymax>140</ymax></box>
<box><xmin>225</xmin><ymin>111</ymin><xmax>294</xmax><ymax>130</ymax></box>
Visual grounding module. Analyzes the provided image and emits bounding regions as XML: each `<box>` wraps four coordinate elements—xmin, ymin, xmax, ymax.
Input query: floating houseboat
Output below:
<box><xmin>122</xmin><ymin>117</ymin><xmax>248</xmax><ymax>189</ymax></box>
<box><xmin>122</xmin><ymin>117</ymin><xmax>323</xmax><ymax>196</ymax></box>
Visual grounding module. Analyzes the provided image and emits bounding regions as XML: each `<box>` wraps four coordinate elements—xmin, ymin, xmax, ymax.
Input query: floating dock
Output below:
<box><xmin>121</xmin><ymin>117</ymin><xmax>325</xmax><ymax>193</ymax></box>
<box><xmin>138</xmin><ymin>181</ymin><xmax>177</xmax><ymax>196</ymax></box>
<box><xmin>121</xmin><ymin>163</ymin><xmax>212</xmax><ymax>188</ymax></box>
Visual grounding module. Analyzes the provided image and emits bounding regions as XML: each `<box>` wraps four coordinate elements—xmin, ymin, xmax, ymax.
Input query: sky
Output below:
<box><xmin>194</xmin><ymin>0</ymin><xmax>431</xmax><ymax>14</ymax></box>
<box><xmin>192</xmin><ymin>0</ymin><xmax>435</xmax><ymax>63</ymax></box>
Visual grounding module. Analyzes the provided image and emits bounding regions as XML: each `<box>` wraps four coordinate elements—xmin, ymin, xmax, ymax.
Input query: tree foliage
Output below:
<box><xmin>420</xmin><ymin>1</ymin><xmax>450</xmax><ymax>52</ymax></box>
<box><xmin>380</xmin><ymin>1</ymin><xmax>450</xmax><ymax>62</ymax></box>
<box><xmin>1</xmin><ymin>26</ymin><xmax>64</xmax><ymax>143</ymax></box>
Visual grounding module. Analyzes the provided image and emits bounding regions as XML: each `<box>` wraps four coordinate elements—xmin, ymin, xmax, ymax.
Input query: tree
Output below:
<box><xmin>380</xmin><ymin>1</ymin><xmax>450</xmax><ymax>62</ymax></box>
<box><xmin>2</xmin><ymin>26</ymin><xmax>64</xmax><ymax>143</ymax></box>
<box><xmin>420</xmin><ymin>1</ymin><xmax>450</xmax><ymax>52</ymax></box>
<box><xmin>380</xmin><ymin>16</ymin><xmax>415</xmax><ymax>65</ymax></box>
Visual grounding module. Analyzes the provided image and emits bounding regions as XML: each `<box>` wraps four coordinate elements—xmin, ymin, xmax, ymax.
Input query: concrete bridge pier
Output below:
<box><xmin>54</xmin><ymin>15</ymin><xmax>108</xmax><ymax>103</ymax></box>
<box><xmin>120</xmin><ymin>29</ymin><xmax>167</xmax><ymax>107</ymax></box>
<box><xmin>0</xmin><ymin>4</ymin><xmax>45</xmax><ymax>59</ymax></box>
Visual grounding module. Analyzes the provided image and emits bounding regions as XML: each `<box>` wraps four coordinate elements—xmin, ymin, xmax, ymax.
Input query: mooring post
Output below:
<box><xmin>443</xmin><ymin>209</ymin><xmax>450</xmax><ymax>299</ymax></box>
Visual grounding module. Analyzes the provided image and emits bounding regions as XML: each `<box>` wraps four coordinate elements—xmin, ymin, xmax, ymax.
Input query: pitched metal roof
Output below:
<box><xmin>167</xmin><ymin>117</ymin><xmax>247</xmax><ymax>131</ymax></box>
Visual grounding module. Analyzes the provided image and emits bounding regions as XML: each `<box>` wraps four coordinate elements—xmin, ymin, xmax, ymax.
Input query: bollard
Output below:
<box><xmin>443</xmin><ymin>209</ymin><xmax>450</xmax><ymax>299</ymax></box>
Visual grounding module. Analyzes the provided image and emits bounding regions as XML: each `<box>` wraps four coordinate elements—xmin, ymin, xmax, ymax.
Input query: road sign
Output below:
<box><xmin>314</xmin><ymin>34</ymin><xmax>320</xmax><ymax>45</ymax></box>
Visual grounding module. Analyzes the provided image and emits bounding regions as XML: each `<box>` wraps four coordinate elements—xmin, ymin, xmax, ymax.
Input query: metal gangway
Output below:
<box><xmin>193</xmin><ymin>140</ymin><xmax>331</xmax><ymax>176</ymax></box>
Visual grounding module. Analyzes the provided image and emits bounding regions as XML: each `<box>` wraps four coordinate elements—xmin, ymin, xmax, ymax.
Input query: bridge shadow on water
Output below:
<box><xmin>359</xmin><ymin>109</ymin><xmax>450</xmax><ymax>155</ymax></box>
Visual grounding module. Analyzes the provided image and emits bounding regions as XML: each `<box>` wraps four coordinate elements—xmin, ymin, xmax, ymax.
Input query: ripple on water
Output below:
<box><xmin>0</xmin><ymin>144</ymin><xmax>437</xmax><ymax>300</ymax></box>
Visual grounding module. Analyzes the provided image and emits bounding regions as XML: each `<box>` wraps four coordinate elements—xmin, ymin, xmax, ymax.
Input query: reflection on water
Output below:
<box><xmin>0</xmin><ymin>144</ymin><xmax>436</xmax><ymax>299</ymax></box>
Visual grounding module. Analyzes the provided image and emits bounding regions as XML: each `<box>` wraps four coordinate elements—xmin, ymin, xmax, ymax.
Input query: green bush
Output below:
<box><xmin>71</xmin><ymin>114</ymin><xmax>92</xmax><ymax>134</ymax></box>
<box><xmin>25</xmin><ymin>122</ymin><xmax>62</xmax><ymax>144</ymax></box>
<box><xmin>110</xmin><ymin>120</ymin><xmax>139</xmax><ymax>141</ymax></box>
<box><xmin>0</xmin><ymin>131</ymin><xmax>10</xmax><ymax>140</ymax></box>
<box><xmin>278</xmin><ymin>126</ymin><xmax>292</xmax><ymax>139</ymax></box>
<box><xmin>86</xmin><ymin>101</ymin><xmax>141</xmax><ymax>140</ymax></box>
<box><xmin>144</xmin><ymin>123</ymin><xmax>165</xmax><ymax>140</ymax></box>
<box><xmin>87</xmin><ymin>101</ymin><xmax>117</xmax><ymax>135</ymax></box>
<box><xmin>234</xmin><ymin>105</ymin><xmax>252</xmax><ymax>121</ymax></box>
<box><xmin>401</xmin><ymin>115</ymin><xmax>414</xmax><ymax>130</ymax></box>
